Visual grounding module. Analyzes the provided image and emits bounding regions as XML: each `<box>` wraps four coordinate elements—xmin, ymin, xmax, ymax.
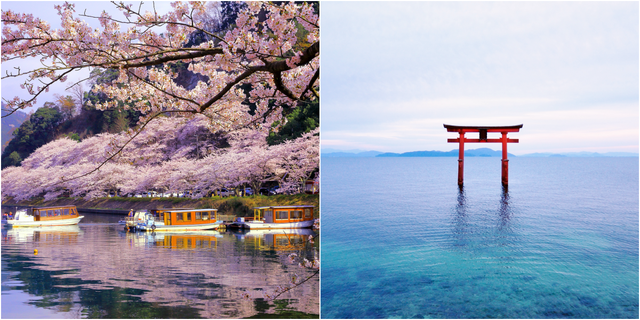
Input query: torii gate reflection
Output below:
<box><xmin>444</xmin><ymin>124</ymin><xmax>523</xmax><ymax>186</ymax></box>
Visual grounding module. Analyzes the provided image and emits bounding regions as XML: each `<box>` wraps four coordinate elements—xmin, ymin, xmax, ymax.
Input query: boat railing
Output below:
<box><xmin>125</xmin><ymin>216</ymin><xmax>137</xmax><ymax>226</ymax></box>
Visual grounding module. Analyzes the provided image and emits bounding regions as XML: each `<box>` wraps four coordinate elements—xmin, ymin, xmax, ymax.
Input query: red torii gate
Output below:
<box><xmin>444</xmin><ymin>124</ymin><xmax>523</xmax><ymax>186</ymax></box>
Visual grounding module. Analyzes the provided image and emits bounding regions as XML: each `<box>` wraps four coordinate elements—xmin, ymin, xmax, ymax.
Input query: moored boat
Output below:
<box><xmin>5</xmin><ymin>205</ymin><xmax>84</xmax><ymax>227</ymax></box>
<box><xmin>136</xmin><ymin>208</ymin><xmax>221</xmax><ymax>232</ymax></box>
<box><xmin>231</xmin><ymin>205</ymin><xmax>315</xmax><ymax>230</ymax></box>
<box><xmin>124</xmin><ymin>209</ymin><xmax>162</xmax><ymax>231</ymax></box>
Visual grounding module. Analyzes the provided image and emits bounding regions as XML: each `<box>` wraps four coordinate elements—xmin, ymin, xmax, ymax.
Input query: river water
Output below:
<box><xmin>321</xmin><ymin>157</ymin><xmax>638</xmax><ymax>318</ymax></box>
<box><xmin>1</xmin><ymin>214</ymin><xmax>319</xmax><ymax>318</ymax></box>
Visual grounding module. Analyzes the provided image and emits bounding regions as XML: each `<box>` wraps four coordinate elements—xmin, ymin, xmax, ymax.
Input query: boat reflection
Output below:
<box><xmin>229</xmin><ymin>228</ymin><xmax>316</xmax><ymax>251</ymax></box>
<box><xmin>121</xmin><ymin>230</ymin><xmax>223</xmax><ymax>250</ymax></box>
<box><xmin>3</xmin><ymin>225</ymin><xmax>83</xmax><ymax>244</ymax></box>
<box><xmin>123</xmin><ymin>229</ymin><xmax>317</xmax><ymax>252</ymax></box>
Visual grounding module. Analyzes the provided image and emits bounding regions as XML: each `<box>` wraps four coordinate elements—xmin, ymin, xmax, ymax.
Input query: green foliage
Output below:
<box><xmin>7</xmin><ymin>151</ymin><xmax>22</xmax><ymax>167</ymax></box>
<box><xmin>67</xmin><ymin>133</ymin><xmax>81</xmax><ymax>142</ymax></box>
<box><xmin>267</xmin><ymin>100</ymin><xmax>318</xmax><ymax>145</ymax></box>
<box><xmin>1</xmin><ymin>107</ymin><xmax>63</xmax><ymax>168</ymax></box>
<box><xmin>84</xmin><ymin>68</ymin><xmax>142</xmax><ymax>134</ymax></box>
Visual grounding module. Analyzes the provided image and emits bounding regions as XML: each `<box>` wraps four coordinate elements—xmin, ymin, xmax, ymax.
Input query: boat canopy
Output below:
<box><xmin>252</xmin><ymin>205</ymin><xmax>314</xmax><ymax>210</ymax></box>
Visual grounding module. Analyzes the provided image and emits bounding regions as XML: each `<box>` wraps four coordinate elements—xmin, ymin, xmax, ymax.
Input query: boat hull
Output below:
<box><xmin>6</xmin><ymin>216</ymin><xmax>84</xmax><ymax>227</ymax></box>
<box><xmin>242</xmin><ymin>220</ymin><xmax>314</xmax><ymax>230</ymax></box>
<box><xmin>137</xmin><ymin>221</ymin><xmax>222</xmax><ymax>232</ymax></box>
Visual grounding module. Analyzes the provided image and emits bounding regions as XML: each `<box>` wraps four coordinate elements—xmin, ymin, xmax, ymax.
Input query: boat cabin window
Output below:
<box><xmin>275</xmin><ymin>210</ymin><xmax>288</xmax><ymax>220</ymax></box>
<box><xmin>63</xmin><ymin>208</ymin><xmax>69</xmax><ymax>215</ymax></box>
<box><xmin>304</xmin><ymin>208</ymin><xmax>312</xmax><ymax>218</ymax></box>
<box><xmin>196</xmin><ymin>212</ymin><xmax>201</xmax><ymax>220</ymax></box>
<box><xmin>176</xmin><ymin>213</ymin><xmax>184</xmax><ymax>222</ymax></box>
<box><xmin>55</xmin><ymin>209</ymin><xmax>61</xmax><ymax>216</ymax></box>
<box><xmin>186</xmin><ymin>212</ymin><xmax>192</xmax><ymax>221</ymax></box>
<box><xmin>291</xmin><ymin>210</ymin><xmax>302</xmax><ymax>219</ymax></box>
<box><xmin>202</xmin><ymin>212</ymin><xmax>209</xmax><ymax>220</ymax></box>
<box><xmin>48</xmin><ymin>210</ymin><xmax>54</xmax><ymax>217</ymax></box>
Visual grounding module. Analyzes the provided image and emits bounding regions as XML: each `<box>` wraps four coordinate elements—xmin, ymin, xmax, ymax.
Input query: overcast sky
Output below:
<box><xmin>321</xmin><ymin>1</ymin><xmax>639</xmax><ymax>154</ymax></box>
<box><xmin>2</xmin><ymin>1</ymin><xmax>638</xmax><ymax>155</ymax></box>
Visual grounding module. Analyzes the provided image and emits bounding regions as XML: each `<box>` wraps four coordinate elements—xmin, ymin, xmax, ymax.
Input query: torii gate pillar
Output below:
<box><xmin>444</xmin><ymin>124</ymin><xmax>523</xmax><ymax>186</ymax></box>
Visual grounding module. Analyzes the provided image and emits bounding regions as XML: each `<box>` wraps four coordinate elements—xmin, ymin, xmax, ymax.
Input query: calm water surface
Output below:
<box><xmin>321</xmin><ymin>157</ymin><xmax>638</xmax><ymax>318</ymax></box>
<box><xmin>2</xmin><ymin>214</ymin><xmax>319</xmax><ymax>318</ymax></box>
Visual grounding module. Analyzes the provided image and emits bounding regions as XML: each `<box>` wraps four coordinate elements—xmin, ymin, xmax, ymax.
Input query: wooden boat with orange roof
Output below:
<box><xmin>135</xmin><ymin>208</ymin><xmax>222</xmax><ymax>231</ymax></box>
<box><xmin>5</xmin><ymin>205</ymin><xmax>83</xmax><ymax>227</ymax></box>
<box><xmin>230</xmin><ymin>205</ymin><xmax>315</xmax><ymax>230</ymax></box>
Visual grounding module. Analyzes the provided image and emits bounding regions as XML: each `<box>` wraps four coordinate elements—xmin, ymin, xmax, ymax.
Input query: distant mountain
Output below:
<box><xmin>377</xmin><ymin>148</ymin><xmax>515</xmax><ymax>158</ymax></box>
<box><xmin>1</xmin><ymin>104</ymin><xmax>29</xmax><ymax>152</ymax></box>
<box><xmin>322</xmin><ymin>147</ymin><xmax>639</xmax><ymax>158</ymax></box>
<box><xmin>520</xmin><ymin>152</ymin><xmax>639</xmax><ymax>157</ymax></box>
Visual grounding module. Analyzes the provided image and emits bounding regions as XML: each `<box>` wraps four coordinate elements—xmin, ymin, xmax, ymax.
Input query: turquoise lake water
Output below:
<box><xmin>321</xmin><ymin>157</ymin><xmax>638</xmax><ymax>318</ymax></box>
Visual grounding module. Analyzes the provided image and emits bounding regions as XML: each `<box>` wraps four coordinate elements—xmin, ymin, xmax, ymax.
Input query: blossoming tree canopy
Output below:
<box><xmin>1</xmin><ymin>115</ymin><xmax>319</xmax><ymax>201</ymax></box>
<box><xmin>1</xmin><ymin>1</ymin><xmax>320</xmax><ymax>132</ymax></box>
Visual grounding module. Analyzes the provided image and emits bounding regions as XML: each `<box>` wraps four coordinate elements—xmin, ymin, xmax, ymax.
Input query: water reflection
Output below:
<box><xmin>1</xmin><ymin>223</ymin><xmax>319</xmax><ymax>318</ymax></box>
<box><xmin>230</xmin><ymin>229</ymin><xmax>316</xmax><ymax>252</ymax></box>
<box><xmin>450</xmin><ymin>187</ymin><xmax>469</xmax><ymax>248</ymax></box>
<box><xmin>449</xmin><ymin>186</ymin><xmax>518</xmax><ymax>252</ymax></box>
<box><xmin>4</xmin><ymin>225</ymin><xmax>83</xmax><ymax>244</ymax></box>
<box><xmin>497</xmin><ymin>185</ymin><xmax>512</xmax><ymax>231</ymax></box>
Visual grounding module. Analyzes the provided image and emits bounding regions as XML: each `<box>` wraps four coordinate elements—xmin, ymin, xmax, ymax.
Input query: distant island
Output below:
<box><xmin>321</xmin><ymin>148</ymin><xmax>639</xmax><ymax>158</ymax></box>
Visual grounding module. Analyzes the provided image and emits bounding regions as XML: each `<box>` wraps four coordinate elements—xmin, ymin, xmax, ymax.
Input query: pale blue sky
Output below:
<box><xmin>321</xmin><ymin>1</ymin><xmax>639</xmax><ymax>154</ymax></box>
<box><xmin>2</xmin><ymin>1</ymin><xmax>638</xmax><ymax>155</ymax></box>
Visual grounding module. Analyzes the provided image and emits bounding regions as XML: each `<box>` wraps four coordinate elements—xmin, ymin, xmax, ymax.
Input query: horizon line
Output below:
<box><xmin>321</xmin><ymin>148</ymin><xmax>639</xmax><ymax>156</ymax></box>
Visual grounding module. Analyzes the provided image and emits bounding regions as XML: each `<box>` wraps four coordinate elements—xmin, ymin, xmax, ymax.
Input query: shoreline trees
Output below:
<box><xmin>1</xmin><ymin>115</ymin><xmax>318</xmax><ymax>201</ymax></box>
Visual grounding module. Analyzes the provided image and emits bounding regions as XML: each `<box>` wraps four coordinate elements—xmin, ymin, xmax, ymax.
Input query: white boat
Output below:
<box><xmin>123</xmin><ymin>209</ymin><xmax>164</xmax><ymax>231</ymax></box>
<box><xmin>5</xmin><ymin>205</ymin><xmax>83</xmax><ymax>227</ymax></box>
<box><xmin>135</xmin><ymin>208</ymin><xmax>221</xmax><ymax>232</ymax></box>
<box><xmin>231</xmin><ymin>205</ymin><xmax>315</xmax><ymax>230</ymax></box>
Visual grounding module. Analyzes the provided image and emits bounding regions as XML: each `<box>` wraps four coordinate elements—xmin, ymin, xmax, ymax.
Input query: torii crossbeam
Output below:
<box><xmin>444</xmin><ymin>124</ymin><xmax>523</xmax><ymax>186</ymax></box>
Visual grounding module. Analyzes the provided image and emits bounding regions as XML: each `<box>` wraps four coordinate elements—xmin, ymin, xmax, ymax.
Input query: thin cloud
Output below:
<box><xmin>322</xmin><ymin>1</ymin><xmax>638</xmax><ymax>153</ymax></box>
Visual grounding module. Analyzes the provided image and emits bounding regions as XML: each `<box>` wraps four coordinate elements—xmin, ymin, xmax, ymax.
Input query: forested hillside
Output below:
<box><xmin>1</xmin><ymin>103</ymin><xmax>28</xmax><ymax>152</ymax></box>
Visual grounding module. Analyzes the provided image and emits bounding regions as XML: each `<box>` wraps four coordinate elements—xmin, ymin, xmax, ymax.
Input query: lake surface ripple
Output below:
<box><xmin>2</xmin><ymin>217</ymin><xmax>319</xmax><ymax>319</ymax></box>
<box><xmin>321</xmin><ymin>157</ymin><xmax>638</xmax><ymax>319</ymax></box>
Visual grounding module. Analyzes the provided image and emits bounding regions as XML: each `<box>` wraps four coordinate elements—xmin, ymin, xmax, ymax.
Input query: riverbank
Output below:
<box><xmin>2</xmin><ymin>194</ymin><xmax>319</xmax><ymax>217</ymax></box>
